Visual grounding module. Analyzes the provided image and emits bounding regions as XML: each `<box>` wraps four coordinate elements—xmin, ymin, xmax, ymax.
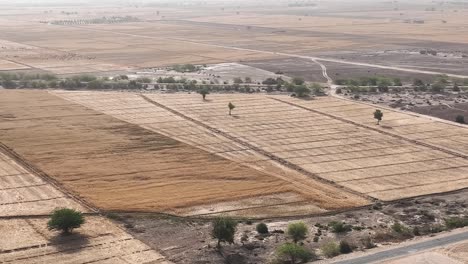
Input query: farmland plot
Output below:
<box><xmin>0</xmin><ymin>217</ymin><xmax>169</xmax><ymax>264</ymax></box>
<box><xmin>1</xmin><ymin>90</ymin><xmax>366</xmax><ymax>217</ymax></box>
<box><xmin>0</xmin><ymin>142</ymin><xmax>170</xmax><ymax>263</ymax></box>
<box><xmin>57</xmin><ymin>92</ymin><xmax>468</xmax><ymax>202</ymax></box>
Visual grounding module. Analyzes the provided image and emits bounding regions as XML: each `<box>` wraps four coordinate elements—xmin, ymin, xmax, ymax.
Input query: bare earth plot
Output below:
<box><xmin>1</xmin><ymin>90</ymin><xmax>365</xmax><ymax>217</ymax></box>
<box><xmin>0</xmin><ymin>142</ymin><xmax>169</xmax><ymax>263</ymax></box>
<box><xmin>56</xmin><ymin>92</ymin><xmax>468</xmax><ymax>203</ymax></box>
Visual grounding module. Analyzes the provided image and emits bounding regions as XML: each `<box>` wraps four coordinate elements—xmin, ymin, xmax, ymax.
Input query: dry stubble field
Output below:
<box><xmin>1</xmin><ymin>3</ymin><xmax>468</xmax><ymax>75</ymax></box>
<box><xmin>56</xmin><ymin>91</ymin><xmax>468</xmax><ymax>204</ymax></box>
<box><xmin>0</xmin><ymin>90</ymin><xmax>365</xmax><ymax>218</ymax></box>
<box><xmin>0</xmin><ymin>127</ymin><xmax>169</xmax><ymax>263</ymax></box>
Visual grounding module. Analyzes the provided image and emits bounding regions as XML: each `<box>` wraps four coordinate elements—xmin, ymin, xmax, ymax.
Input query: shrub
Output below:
<box><xmin>455</xmin><ymin>115</ymin><xmax>465</xmax><ymax>124</ymax></box>
<box><xmin>445</xmin><ymin>217</ymin><xmax>468</xmax><ymax>229</ymax></box>
<box><xmin>391</xmin><ymin>222</ymin><xmax>413</xmax><ymax>238</ymax></box>
<box><xmin>321</xmin><ymin>242</ymin><xmax>340</xmax><ymax>258</ymax></box>
<box><xmin>287</xmin><ymin>222</ymin><xmax>308</xmax><ymax>243</ymax></box>
<box><xmin>328</xmin><ymin>221</ymin><xmax>352</xmax><ymax>233</ymax></box>
<box><xmin>431</xmin><ymin>82</ymin><xmax>445</xmax><ymax>93</ymax></box>
<box><xmin>212</xmin><ymin>216</ymin><xmax>237</xmax><ymax>248</ymax></box>
<box><xmin>292</xmin><ymin>77</ymin><xmax>305</xmax><ymax>85</ymax></box>
<box><xmin>360</xmin><ymin>236</ymin><xmax>376</xmax><ymax>249</ymax></box>
<box><xmin>233</xmin><ymin>77</ymin><xmax>243</xmax><ymax>84</ymax></box>
<box><xmin>256</xmin><ymin>223</ymin><xmax>269</xmax><ymax>234</ymax></box>
<box><xmin>276</xmin><ymin>243</ymin><xmax>314</xmax><ymax>264</ymax></box>
<box><xmin>47</xmin><ymin>208</ymin><xmax>85</xmax><ymax>234</ymax></box>
<box><xmin>339</xmin><ymin>240</ymin><xmax>353</xmax><ymax>254</ymax></box>
<box><xmin>393</xmin><ymin>78</ymin><xmax>402</xmax><ymax>86</ymax></box>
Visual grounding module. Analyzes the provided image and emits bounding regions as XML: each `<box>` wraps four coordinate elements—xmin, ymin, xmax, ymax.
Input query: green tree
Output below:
<box><xmin>276</xmin><ymin>243</ymin><xmax>314</xmax><ymax>264</ymax></box>
<box><xmin>198</xmin><ymin>88</ymin><xmax>209</xmax><ymax>100</ymax></box>
<box><xmin>228</xmin><ymin>102</ymin><xmax>235</xmax><ymax>115</ymax></box>
<box><xmin>374</xmin><ymin>109</ymin><xmax>383</xmax><ymax>125</ymax></box>
<box><xmin>287</xmin><ymin>222</ymin><xmax>308</xmax><ymax>243</ymax></box>
<box><xmin>47</xmin><ymin>208</ymin><xmax>85</xmax><ymax>234</ymax></box>
<box><xmin>212</xmin><ymin>216</ymin><xmax>237</xmax><ymax>248</ymax></box>
<box><xmin>294</xmin><ymin>85</ymin><xmax>311</xmax><ymax>98</ymax></box>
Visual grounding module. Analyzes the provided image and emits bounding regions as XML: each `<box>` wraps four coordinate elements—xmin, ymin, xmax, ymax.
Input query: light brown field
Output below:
<box><xmin>56</xmin><ymin>91</ymin><xmax>468</xmax><ymax>203</ymax></box>
<box><xmin>0</xmin><ymin>90</ymin><xmax>367</xmax><ymax>217</ymax></box>
<box><xmin>0</xmin><ymin>217</ymin><xmax>170</xmax><ymax>264</ymax></box>
<box><xmin>0</xmin><ymin>131</ymin><xmax>170</xmax><ymax>263</ymax></box>
<box><xmin>0</xmin><ymin>3</ymin><xmax>467</xmax><ymax>74</ymax></box>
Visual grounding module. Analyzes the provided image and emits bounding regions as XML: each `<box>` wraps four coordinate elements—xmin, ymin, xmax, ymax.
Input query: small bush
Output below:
<box><xmin>321</xmin><ymin>242</ymin><xmax>340</xmax><ymax>258</ymax></box>
<box><xmin>287</xmin><ymin>222</ymin><xmax>308</xmax><ymax>243</ymax></box>
<box><xmin>445</xmin><ymin>217</ymin><xmax>468</xmax><ymax>229</ymax></box>
<box><xmin>455</xmin><ymin>115</ymin><xmax>465</xmax><ymax>124</ymax></box>
<box><xmin>360</xmin><ymin>236</ymin><xmax>376</xmax><ymax>249</ymax></box>
<box><xmin>256</xmin><ymin>223</ymin><xmax>269</xmax><ymax>234</ymax></box>
<box><xmin>391</xmin><ymin>222</ymin><xmax>413</xmax><ymax>239</ymax></box>
<box><xmin>276</xmin><ymin>243</ymin><xmax>315</xmax><ymax>264</ymax></box>
<box><xmin>328</xmin><ymin>221</ymin><xmax>353</xmax><ymax>233</ymax></box>
<box><xmin>339</xmin><ymin>240</ymin><xmax>353</xmax><ymax>254</ymax></box>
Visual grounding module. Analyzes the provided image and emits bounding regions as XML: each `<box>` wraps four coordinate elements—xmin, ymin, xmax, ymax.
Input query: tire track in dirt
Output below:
<box><xmin>139</xmin><ymin>94</ymin><xmax>376</xmax><ymax>203</ymax></box>
<box><xmin>270</xmin><ymin>97</ymin><xmax>468</xmax><ymax>160</ymax></box>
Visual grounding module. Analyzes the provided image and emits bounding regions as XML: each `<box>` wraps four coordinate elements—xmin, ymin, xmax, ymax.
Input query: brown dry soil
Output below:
<box><xmin>115</xmin><ymin>189</ymin><xmax>468</xmax><ymax>264</ymax></box>
<box><xmin>0</xmin><ymin>90</ymin><xmax>364</xmax><ymax>215</ymax></box>
<box><xmin>411</xmin><ymin>102</ymin><xmax>468</xmax><ymax>124</ymax></box>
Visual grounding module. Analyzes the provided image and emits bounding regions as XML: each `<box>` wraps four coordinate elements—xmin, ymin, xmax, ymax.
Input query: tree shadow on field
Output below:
<box><xmin>49</xmin><ymin>232</ymin><xmax>90</xmax><ymax>254</ymax></box>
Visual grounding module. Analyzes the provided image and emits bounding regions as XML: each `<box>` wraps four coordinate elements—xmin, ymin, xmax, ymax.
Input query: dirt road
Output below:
<box><xmin>331</xmin><ymin>229</ymin><xmax>468</xmax><ymax>264</ymax></box>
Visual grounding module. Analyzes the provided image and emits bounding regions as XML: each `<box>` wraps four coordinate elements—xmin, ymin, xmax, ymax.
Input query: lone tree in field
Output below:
<box><xmin>374</xmin><ymin>109</ymin><xmax>383</xmax><ymax>125</ymax></box>
<box><xmin>48</xmin><ymin>208</ymin><xmax>85</xmax><ymax>235</ymax></box>
<box><xmin>212</xmin><ymin>216</ymin><xmax>237</xmax><ymax>249</ymax></box>
<box><xmin>276</xmin><ymin>243</ymin><xmax>314</xmax><ymax>264</ymax></box>
<box><xmin>287</xmin><ymin>222</ymin><xmax>308</xmax><ymax>244</ymax></box>
<box><xmin>228</xmin><ymin>102</ymin><xmax>235</xmax><ymax>115</ymax></box>
<box><xmin>198</xmin><ymin>88</ymin><xmax>209</xmax><ymax>100</ymax></box>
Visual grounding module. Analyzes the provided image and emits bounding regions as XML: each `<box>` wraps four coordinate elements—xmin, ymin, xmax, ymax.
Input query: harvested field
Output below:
<box><xmin>0</xmin><ymin>217</ymin><xmax>169</xmax><ymax>263</ymax></box>
<box><xmin>0</xmin><ymin>134</ymin><xmax>170</xmax><ymax>263</ymax></box>
<box><xmin>0</xmin><ymin>90</ymin><xmax>366</xmax><ymax>217</ymax></box>
<box><xmin>0</xmin><ymin>149</ymin><xmax>87</xmax><ymax>217</ymax></box>
<box><xmin>56</xmin><ymin>91</ymin><xmax>468</xmax><ymax>202</ymax></box>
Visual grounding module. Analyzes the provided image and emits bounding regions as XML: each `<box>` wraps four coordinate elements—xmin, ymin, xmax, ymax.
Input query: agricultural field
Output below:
<box><xmin>0</xmin><ymin>132</ymin><xmax>169</xmax><ymax>263</ymax></box>
<box><xmin>0</xmin><ymin>1</ymin><xmax>468</xmax><ymax>79</ymax></box>
<box><xmin>56</xmin><ymin>91</ymin><xmax>468</xmax><ymax>203</ymax></box>
<box><xmin>0</xmin><ymin>90</ymin><xmax>366</xmax><ymax>217</ymax></box>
